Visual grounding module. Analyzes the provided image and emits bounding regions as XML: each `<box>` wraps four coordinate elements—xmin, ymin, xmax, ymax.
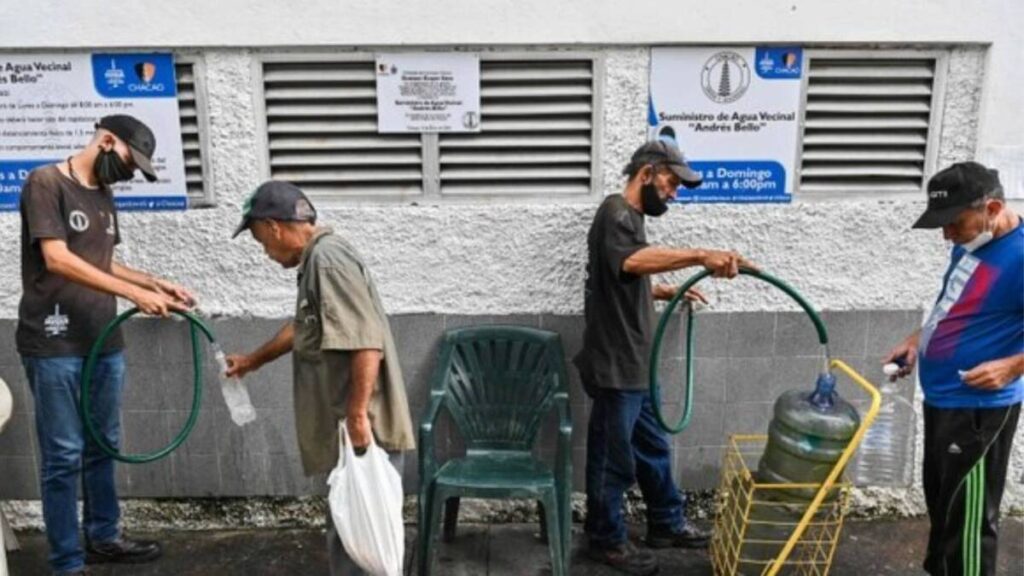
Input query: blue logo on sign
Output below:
<box><xmin>92</xmin><ymin>53</ymin><xmax>177</xmax><ymax>98</ymax></box>
<box><xmin>754</xmin><ymin>47</ymin><xmax>803</xmax><ymax>80</ymax></box>
<box><xmin>675</xmin><ymin>160</ymin><xmax>790</xmax><ymax>204</ymax></box>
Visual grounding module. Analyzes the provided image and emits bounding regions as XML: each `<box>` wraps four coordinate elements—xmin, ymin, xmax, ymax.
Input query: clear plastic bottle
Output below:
<box><xmin>854</xmin><ymin>364</ymin><xmax>915</xmax><ymax>486</ymax></box>
<box><xmin>213</xmin><ymin>347</ymin><xmax>257</xmax><ymax>426</ymax></box>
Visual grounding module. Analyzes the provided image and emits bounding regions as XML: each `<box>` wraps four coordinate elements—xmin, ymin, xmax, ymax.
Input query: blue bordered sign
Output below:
<box><xmin>649</xmin><ymin>47</ymin><xmax>804</xmax><ymax>203</ymax></box>
<box><xmin>0</xmin><ymin>53</ymin><xmax>187</xmax><ymax>211</ymax></box>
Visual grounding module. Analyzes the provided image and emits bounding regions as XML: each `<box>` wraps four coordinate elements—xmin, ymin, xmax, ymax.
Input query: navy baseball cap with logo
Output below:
<box><xmin>95</xmin><ymin>114</ymin><xmax>158</xmax><ymax>182</ymax></box>
<box><xmin>625</xmin><ymin>139</ymin><xmax>703</xmax><ymax>189</ymax></box>
<box><xmin>912</xmin><ymin>162</ymin><xmax>1003</xmax><ymax>229</ymax></box>
<box><xmin>232</xmin><ymin>180</ymin><xmax>318</xmax><ymax>238</ymax></box>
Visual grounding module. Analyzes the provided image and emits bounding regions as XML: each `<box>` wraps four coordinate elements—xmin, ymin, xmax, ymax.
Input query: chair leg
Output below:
<box><xmin>418</xmin><ymin>486</ymin><xmax>444</xmax><ymax>576</ymax></box>
<box><xmin>537</xmin><ymin>501</ymin><xmax>548</xmax><ymax>543</ymax></box>
<box><xmin>442</xmin><ymin>497</ymin><xmax>460</xmax><ymax>543</ymax></box>
<box><xmin>559</xmin><ymin>490</ymin><xmax>572</xmax><ymax>571</ymax></box>
<box><xmin>416</xmin><ymin>487</ymin><xmax>430</xmax><ymax>576</ymax></box>
<box><xmin>541</xmin><ymin>492</ymin><xmax>565</xmax><ymax>576</ymax></box>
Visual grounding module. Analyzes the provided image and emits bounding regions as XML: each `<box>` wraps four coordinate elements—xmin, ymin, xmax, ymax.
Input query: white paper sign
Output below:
<box><xmin>0</xmin><ymin>52</ymin><xmax>187</xmax><ymax>211</ymax></box>
<box><xmin>375</xmin><ymin>53</ymin><xmax>481</xmax><ymax>133</ymax></box>
<box><xmin>649</xmin><ymin>47</ymin><xmax>804</xmax><ymax>203</ymax></box>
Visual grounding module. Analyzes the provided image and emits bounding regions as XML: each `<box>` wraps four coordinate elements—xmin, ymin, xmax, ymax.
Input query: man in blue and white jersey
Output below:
<box><xmin>885</xmin><ymin>161</ymin><xmax>1022</xmax><ymax>576</ymax></box>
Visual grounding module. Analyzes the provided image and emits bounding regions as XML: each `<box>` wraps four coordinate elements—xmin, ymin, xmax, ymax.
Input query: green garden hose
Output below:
<box><xmin>649</xmin><ymin>267</ymin><xmax>831</xmax><ymax>434</ymax></box>
<box><xmin>80</xmin><ymin>308</ymin><xmax>216</xmax><ymax>463</ymax></box>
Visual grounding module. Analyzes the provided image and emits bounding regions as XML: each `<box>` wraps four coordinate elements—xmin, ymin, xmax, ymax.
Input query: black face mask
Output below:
<box><xmin>94</xmin><ymin>148</ymin><xmax>136</xmax><ymax>186</ymax></box>
<box><xmin>640</xmin><ymin>181</ymin><xmax>670</xmax><ymax>217</ymax></box>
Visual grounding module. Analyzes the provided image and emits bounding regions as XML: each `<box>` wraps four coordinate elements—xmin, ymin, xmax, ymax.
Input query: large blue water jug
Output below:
<box><xmin>757</xmin><ymin>373</ymin><xmax>860</xmax><ymax>499</ymax></box>
<box><xmin>738</xmin><ymin>372</ymin><xmax>860</xmax><ymax>570</ymax></box>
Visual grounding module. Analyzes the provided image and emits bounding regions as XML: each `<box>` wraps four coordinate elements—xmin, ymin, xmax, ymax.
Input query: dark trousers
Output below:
<box><xmin>922</xmin><ymin>402</ymin><xmax>1020</xmax><ymax>576</ymax></box>
<box><xmin>584</xmin><ymin>385</ymin><xmax>685</xmax><ymax>547</ymax></box>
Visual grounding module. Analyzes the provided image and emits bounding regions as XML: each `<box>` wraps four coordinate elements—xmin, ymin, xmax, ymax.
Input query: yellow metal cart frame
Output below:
<box><xmin>709</xmin><ymin>360</ymin><xmax>881</xmax><ymax>576</ymax></box>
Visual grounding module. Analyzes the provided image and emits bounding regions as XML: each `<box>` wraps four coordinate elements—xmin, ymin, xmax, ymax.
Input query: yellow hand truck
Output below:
<box><xmin>708</xmin><ymin>360</ymin><xmax>881</xmax><ymax>576</ymax></box>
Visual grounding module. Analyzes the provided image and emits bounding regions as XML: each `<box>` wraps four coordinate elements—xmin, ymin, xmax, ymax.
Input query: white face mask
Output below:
<box><xmin>960</xmin><ymin>216</ymin><xmax>994</xmax><ymax>252</ymax></box>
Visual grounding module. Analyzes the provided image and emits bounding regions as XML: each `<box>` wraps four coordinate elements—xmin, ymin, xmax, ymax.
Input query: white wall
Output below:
<box><xmin>1</xmin><ymin>1</ymin><xmax>1018</xmax><ymax>318</ymax></box>
<box><xmin>2</xmin><ymin>0</ymin><xmax>1021</xmax><ymax>152</ymax></box>
<box><xmin>0</xmin><ymin>47</ymin><xmax>986</xmax><ymax>318</ymax></box>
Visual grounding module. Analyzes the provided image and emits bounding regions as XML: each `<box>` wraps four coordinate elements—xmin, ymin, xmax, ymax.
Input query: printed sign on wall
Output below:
<box><xmin>0</xmin><ymin>53</ymin><xmax>187</xmax><ymax>211</ymax></box>
<box><xmin>375</xmin><ymin>53</ymin><xmax>481</xmax><ymax>133</ymax></box>
<box><xmin>649</xmin><ymin>47</ymin><xmax>804</xmax><ymax>203</ymax></box>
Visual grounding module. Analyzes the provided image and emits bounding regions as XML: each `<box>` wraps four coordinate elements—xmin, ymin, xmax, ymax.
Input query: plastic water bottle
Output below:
<box><xmin>213</xmin><ymin>347</ymin><xmax>257</xmax><ymax>426</ymax></box>
<box><xmin>854</xmin><ymin>364</ymin><xmax>915</xmax><ymax>486</ymax></box>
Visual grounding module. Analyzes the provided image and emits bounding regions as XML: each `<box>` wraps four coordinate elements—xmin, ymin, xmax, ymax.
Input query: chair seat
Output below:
<box><xmin>436</xmin><ymin>453</ymin><xmax>554</xmax><ymax>490</ymax></box>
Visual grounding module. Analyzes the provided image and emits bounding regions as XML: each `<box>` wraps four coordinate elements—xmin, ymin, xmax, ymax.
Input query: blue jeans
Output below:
<box><xmin>584</xmin><ymin>387</ymin><xmax>685</xmax><ymax>547</ymax></box>
<box><xmin>22</xmin><ymin>352</ymin><xmax>124</xmax><ymax>573</ymax></box>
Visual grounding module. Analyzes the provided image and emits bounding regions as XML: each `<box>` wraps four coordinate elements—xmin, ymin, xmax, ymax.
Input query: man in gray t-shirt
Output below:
<box><xmin>575</xmin><ymin>139</ymin><xmax>755</xmax><ymax>576</ymax></box>
<box><xmin>18</xmin><ymin>115</ymin><xmax>193</xmax><ymax>576</ymax></box>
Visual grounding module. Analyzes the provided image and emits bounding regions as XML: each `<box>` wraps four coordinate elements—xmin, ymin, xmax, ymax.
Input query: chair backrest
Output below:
<box><xmin>431</xmin><ymin>326</ymin><xmax>568</xmax><ymax>452</ymax></box>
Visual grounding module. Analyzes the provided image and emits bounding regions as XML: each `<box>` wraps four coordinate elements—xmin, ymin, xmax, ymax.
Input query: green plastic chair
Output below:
<box><xmin>417</xmin><ymin>326</ymin><xmax>572</xmax><ymax>576</ymax></box>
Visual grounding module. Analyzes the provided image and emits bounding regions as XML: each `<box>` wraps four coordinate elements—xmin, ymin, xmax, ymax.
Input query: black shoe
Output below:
<box><xmin>585</xmin><ymin>540</ymin><xmax>659</xmax><ymax>576</ymax></box>
<box><xmin>85</xmin><ymin>537</ymin><xmax>162</xmax><ymax>564</ymax></box>
<box><xmin>645</xmin><ymin>523</ymin><xmax>711</xmax><ymax>549</ymax></box>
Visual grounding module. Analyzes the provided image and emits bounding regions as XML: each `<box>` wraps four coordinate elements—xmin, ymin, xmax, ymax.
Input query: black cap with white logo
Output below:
<box><xmin>95</xmin><ymin>115</ymin><xmax>158</xmax><ymax>182</ymax></box>
<box><xmin>913</xmin><ymin>162</ymin><xmax>1003</xmax><ymax>229</ymax></box>
<box><xmin>624</xmin><ymin>139</ymin><xmax>703</xmax><ymax>189</ymax></box>
<box><xmin>232</xmin><ymin>180</ymin><xmax>318</xmax><ymax>238</ymax></box>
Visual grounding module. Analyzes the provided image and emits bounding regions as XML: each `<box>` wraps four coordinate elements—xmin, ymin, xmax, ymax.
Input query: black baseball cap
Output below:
<box><xmin>95</xmin><ymin>115</ymin><xmax>158</xmax><ymax>182</ymax></box>
<box><xmin>232</xmin><ymin>180</ymin><xmax>318</xmax><ymax>238</ymax></box>
<box><xmin>625</xmin><ymin>139</ymin><xmax>703</xmax><ymax>189</ymax></box>
<box><xmin>912</xmin><ymin>162</ymin><xmax>1003</xmax><ymax>229</ymax></box>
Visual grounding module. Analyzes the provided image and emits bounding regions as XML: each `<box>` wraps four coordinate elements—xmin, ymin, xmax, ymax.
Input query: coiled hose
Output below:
<box><xmin>80</xmin><ymin>308</ymin><xmax>215</xmax><ymax>463</ymax></box>
<box><xmin>648</xmin><ymin>267</ymin><xmax>831</xmax><ymax>434</ymax></box>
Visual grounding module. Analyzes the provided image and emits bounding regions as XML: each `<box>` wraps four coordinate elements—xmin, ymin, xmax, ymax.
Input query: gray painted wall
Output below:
<box><xmin>0</xmin><ymin>311</ymin><xmax>920</xmax><ymax>501</ymax></box>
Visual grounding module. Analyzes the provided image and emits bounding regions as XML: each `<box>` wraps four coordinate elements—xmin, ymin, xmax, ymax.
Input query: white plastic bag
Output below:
<box><xmin>327</xmin><ymin>420</ymin><xmax>405</xmax><ymax>576</ymax></box>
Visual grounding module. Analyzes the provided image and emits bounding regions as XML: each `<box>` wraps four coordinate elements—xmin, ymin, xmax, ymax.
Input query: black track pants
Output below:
<box><xmin>922</xmin><ymin>403</ymin><xmax>1020</xmax><ymax>576</ymax></box>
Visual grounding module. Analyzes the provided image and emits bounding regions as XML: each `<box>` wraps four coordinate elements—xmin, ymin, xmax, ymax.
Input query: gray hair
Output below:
<box><xmin>970</xmin><ymin>183</ymin><xmax>1006</xmax><ymax>208</ymax></box>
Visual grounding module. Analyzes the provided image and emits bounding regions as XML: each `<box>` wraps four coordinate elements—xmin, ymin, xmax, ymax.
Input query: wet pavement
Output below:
<box><xmin>7</xmin><ymin>517</ymin><xmax>1022</xmax><ymax>575</ymax></box>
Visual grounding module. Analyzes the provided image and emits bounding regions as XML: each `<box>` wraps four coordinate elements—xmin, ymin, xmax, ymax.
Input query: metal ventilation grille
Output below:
<box><xmin>262</xmin><ymin>60</ymin><xmax>423</xmax><ymax>198</ymax></box>
<box><xmin>174</xmin><ymin>61</ymin><xmax>206</xmax><ymax>202</ymax></box>
<box><xmin>799</xmin><ymin>57</ymin><xmax>937</xmax><ymax>194</ymax></box>
<box><xmin>438</xmin><ymin>59</ymin><xmax>595</xmax><ymax>196</ymax></box>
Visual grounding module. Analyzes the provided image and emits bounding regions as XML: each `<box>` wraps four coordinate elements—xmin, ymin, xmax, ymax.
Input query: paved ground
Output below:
<box><xmin>6</xmin><ymin>518</ymin><xmax>1022</xmax><ymax>575</ymax></box>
